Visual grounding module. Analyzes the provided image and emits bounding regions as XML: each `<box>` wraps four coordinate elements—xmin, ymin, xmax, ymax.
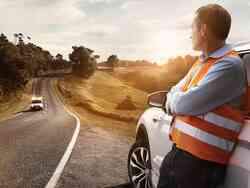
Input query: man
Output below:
<box><xmin>158</xmin><ymin>4</ymin><xmax>246</xmax><ymax>188</ymax></box>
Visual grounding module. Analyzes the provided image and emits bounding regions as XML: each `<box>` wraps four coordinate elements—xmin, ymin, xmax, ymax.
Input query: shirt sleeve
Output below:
<box><xmin>168</xmin><ymin>57</ymin><xmax>245</xmax><ymax>116</ymax></box>
<box><xmin>165</xmin><ymin>74</ymin><xmax>188</xmax><ymax>114</ymax></box>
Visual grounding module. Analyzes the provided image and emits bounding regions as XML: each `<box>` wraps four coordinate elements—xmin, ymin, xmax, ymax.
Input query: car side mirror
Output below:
<box><xmin>147</xmin><ymin>91</ymin><xmax>167</xmax><ymax>109</ymax></box>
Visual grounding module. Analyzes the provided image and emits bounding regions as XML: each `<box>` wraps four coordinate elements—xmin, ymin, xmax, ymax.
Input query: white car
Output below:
<box><xmin>30</xmin><ymin>97</ymin><xmax>44</xmax><ymax>111</ymax></box>
<box><xmin>128</xmin><ymin>46</ymin><xmax>250</xmax><ymax>188</ymax></box>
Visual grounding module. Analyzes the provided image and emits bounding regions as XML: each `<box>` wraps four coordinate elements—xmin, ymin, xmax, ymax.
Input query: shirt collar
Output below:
<box><xmin>199</xmin><ymin>44</ymin><xmax>233</xmax><ymax>62</ymax></box>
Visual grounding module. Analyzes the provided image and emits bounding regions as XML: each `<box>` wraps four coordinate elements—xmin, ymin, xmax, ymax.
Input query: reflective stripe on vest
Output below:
<box><xmin>174</xmin><ymin>119</ymin><xmax>235</xmax><ymax>151</ymax></box>
<box><xmin>203</xmin><ymin>112</ymin><xmax>241</xmax><ymax>133</ymax></box>
<box><xmin>170</xmin><ymin>50</ymin><xmax>245</xmax><ymax>164</ymax></box>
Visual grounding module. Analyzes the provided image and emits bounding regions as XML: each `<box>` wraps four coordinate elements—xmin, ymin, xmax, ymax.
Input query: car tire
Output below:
<box><xmin>128</xmin><ymin>140</ymin><xmax>152</xmax><ymax>188</ymax></box>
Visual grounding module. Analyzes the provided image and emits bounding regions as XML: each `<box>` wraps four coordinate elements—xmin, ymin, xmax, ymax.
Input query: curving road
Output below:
<box><xmin>0</xmin><ymin>77</ymin><xmax>78</xmax><ymax>188</ymax></box>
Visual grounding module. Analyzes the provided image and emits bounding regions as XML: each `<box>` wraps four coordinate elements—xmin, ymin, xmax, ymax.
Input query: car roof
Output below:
<box><xmin>233</xmin><ymin>41</ymin><xmax>250</xmax><ymax>55</ymax></box>
<box><xmin>32</xmin><ymin>97</ymin><xmax>43</xmax><ymax>101</ymax></box>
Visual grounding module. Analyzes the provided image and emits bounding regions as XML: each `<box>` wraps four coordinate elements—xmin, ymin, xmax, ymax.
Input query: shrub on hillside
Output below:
<box><xmin>116</xmin><ymin>95</ymin><xmax>137</xmax><ymax>110</ymax></box>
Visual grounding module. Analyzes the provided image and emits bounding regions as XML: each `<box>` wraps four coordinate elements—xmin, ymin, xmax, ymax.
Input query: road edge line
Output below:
<box><xmin>45</xmin><ymin>79</ymin><xmax>81</xmax><ymax>188</ymax></box>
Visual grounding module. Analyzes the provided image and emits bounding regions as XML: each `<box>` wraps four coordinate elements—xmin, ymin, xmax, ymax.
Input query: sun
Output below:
<box><xmin>150</xmin><ymin>29</ymin><xmax>192</xmax><ymax>64</ymax></box>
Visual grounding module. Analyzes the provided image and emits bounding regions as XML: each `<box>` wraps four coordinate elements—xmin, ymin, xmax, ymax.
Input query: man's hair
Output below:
<box><xmin>196</xmin><ymin>4</ymin><xmax>231</xmax><ymax>41</ymax></box>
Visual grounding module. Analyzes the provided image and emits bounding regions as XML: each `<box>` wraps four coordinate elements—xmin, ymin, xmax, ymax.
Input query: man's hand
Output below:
<box><xmin>165</xmin><ymin>92</ymin><xmax>173</xmax><ymax>115</ymax></box>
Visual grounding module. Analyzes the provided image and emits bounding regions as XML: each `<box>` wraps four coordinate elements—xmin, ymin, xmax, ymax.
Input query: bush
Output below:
<box><xmin>116</xmin><ymin>95</ymin><xmax>137</xmax><ymax>110</ymax></box>
<box><xmin>69</xmin><ymin>46</ymin><xmax>97</xmax><ymax>78</ymax></box>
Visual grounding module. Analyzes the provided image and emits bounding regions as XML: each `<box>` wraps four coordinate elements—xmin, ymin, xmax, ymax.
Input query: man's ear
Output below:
<box><xmin>200</xmin><ymin>23</ymin><xmax>207</xmax><ymax>38</ymax></box>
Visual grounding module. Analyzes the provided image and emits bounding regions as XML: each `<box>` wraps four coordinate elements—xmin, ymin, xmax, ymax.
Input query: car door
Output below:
<box><xmin>147</xmin><ymin>108</ymin><xmax>174</xmax><ymax>187</ymax></box>
<box><xmin>221</xmin><ymin>119</ymin><xmax>250</xmax><ymax>188</ymax></box>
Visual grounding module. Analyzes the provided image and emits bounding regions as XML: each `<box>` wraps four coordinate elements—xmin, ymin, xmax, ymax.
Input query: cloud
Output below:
<box><xmin>120</xmin><ymin>1</ymin><xmax>144</xmax><ymax>10</ymax></box>
<box><xmin>172</xmin><ymin>13</ymin><xmax>194</xmax><ymax>30</ymax></box>
<box><xmin>1</xmin><ymin>0</ymin><xmax>86</xmax><ymax>35</ymax></box>
<box><xmin>87</xmin><ymin>0</ymin><xmax>116</xmax><ymax>3</ymax></box>
<box><xmin>1</xmin><ymin>0</ymin><xmax>249</xmax><ymax>63</ymax></box>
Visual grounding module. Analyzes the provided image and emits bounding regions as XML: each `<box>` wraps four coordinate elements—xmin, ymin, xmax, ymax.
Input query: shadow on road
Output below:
<box><xmin>104</xmin><ymin>183</ymin><xmax>133</xmax><ymax>188</ymax></box>
<box><xmin>15</xmin><ymin>108</ymin><xmax>38</xmax><ymax>114</ymax></box>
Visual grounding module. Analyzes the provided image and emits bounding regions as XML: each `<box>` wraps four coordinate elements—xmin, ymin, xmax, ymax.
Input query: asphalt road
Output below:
<box><xmin>0</xmin><ymin>77</ymin><xmax>77</xmax><ymax>188</ymax></box>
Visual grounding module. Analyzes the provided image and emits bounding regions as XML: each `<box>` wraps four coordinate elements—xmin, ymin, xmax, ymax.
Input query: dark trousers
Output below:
<box><xmin>157</xmin><ymin>144</ymin><xmax>226</xmax><ymax>188</ymax></box>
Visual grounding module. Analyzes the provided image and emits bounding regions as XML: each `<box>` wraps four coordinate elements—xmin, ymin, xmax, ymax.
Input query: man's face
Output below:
<box><xmin>191</xmin><ymin>16</ymin><xmax>204</xmax><ymax>51</ymax></box>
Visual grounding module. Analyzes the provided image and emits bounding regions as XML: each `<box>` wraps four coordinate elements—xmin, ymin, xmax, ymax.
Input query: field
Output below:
<box><xmin>56</xmin><ymin>66</ymin><xmax>187</xmax><ymax>131</ymax></box>
<box><xmin>112</xmin><ymin>66</ymin><xmax>187</xmax><ymax>92</ymax></box>
<box><xmin>57</xmin><ymin>70</ymin><xmax>149</xmax><ymax>124</ymax></box>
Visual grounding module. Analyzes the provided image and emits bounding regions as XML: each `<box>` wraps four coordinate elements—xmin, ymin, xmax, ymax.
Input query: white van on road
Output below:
<box><xmin>30</xmin><ymin>97</ymin><xmax>44</xmax><ymax>111</ymax></box>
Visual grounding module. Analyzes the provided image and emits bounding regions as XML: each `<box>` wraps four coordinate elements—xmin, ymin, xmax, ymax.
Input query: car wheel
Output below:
<box><xmin>128</xmin><ymin>140</ymin><xmax>152</xmax><ymax>188</ymax></box>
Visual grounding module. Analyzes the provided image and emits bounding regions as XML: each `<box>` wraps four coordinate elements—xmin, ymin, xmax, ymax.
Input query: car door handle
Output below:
<box><xmin>153</xmin><ymin>117</ymin><xmax>162</xmax><ymax>123</ymax></box>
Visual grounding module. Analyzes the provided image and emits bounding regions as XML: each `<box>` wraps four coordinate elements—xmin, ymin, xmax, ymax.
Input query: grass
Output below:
<box><xmin>57</xmin><ymin>71</ymin><xmax>148</xmax><ymax>123</ymax></box>
<box><xmin>0</xmin><ymin>80</ymin><xmax>33</xmax><ymax>122</ymax></box>
<box><xmin>112</xmin><ymin>66</ymin><xmax>186</xmax><ymax>92</ymax></box>
<box><xmin>55</xmin><ymin>67</ymin><xmax>187</xmax><ymax>135</ymax></box>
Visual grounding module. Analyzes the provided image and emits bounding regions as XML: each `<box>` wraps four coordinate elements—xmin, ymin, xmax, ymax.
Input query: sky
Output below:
<box><xmin>1</xmin><ymin>0</ymin><xmax>250</xmax><ymax>63</ymax></box>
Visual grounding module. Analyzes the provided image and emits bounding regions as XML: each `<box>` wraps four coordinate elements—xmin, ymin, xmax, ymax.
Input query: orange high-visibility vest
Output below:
<box><xmin>170</xmin><ymin>50</ymin><xmax>245</xmax><ymax>164</ymax></box>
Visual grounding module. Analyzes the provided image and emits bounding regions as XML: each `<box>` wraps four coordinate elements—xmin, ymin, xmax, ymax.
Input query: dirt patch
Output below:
<box><xmin>116</xmin><ymin>96</ymin><xmax>137</xmax><ymax>111</ymax></box>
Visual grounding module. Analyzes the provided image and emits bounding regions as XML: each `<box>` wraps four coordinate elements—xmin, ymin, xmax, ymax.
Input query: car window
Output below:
<box><xmin>32</xmin><ymin>100</ymin><xmax>42</xmax><ymax>104</ymax></box>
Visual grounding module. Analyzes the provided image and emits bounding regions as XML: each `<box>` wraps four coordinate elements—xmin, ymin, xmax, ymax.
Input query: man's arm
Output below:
<box><xmin>165</xmin><ymin>62</ymin><xmax>199</xmax><ymax>114</ymax></box>
<box><xmin>168</xmin><ymin>57</ymin><xmax>245</xmax><ymax>116</ymax></box>
<box><xmin>165</xmin><ymin>74</ymin><xmax>188</xmax><ymax>114</ymax></box>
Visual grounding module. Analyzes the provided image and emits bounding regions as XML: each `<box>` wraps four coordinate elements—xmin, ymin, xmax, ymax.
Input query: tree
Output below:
<box><xmin>94</xmin><ymin>55</ymin><xmax>100</xmax><ymax>59</ymax></box>
<box><xmin>51</xmin><ymin>53</ymin><xmax>69</xmax><ymax>70</ymax></box>
<box><xmin>0</xmin><ymin>33</ymin><xmax>69</xmax><ymax>94</ymax></box>
<box><xmin>0</xmin><ymin>33</ymin><xmax>55</xmax><ymax>79</ymax></box>
<box><xmin>56</xmin><ymin>53</ymin><xmax>63</xmax><ymax>61</ymax></box>
<box><xmin>69</xmin><ymin>46</ymin><xmax>97</xmax><ymax>78</ymax></box>
<box><xmin>0</xmin><ymin>50</ymin><xmax>24</xmax><ymax>91</ymax></box>
<box><xmin>0</xmin><ymin>33</ymin><xmax>9</xmax><ymax>44</ymax></box>
<box><xmin>14</xmin><ymin>33</ymin><xmax>19</xmax><ymax>45</ymax></box>
<box><xmin>17</xmin><ymin>33</ymin><xmax>25</xmax><ymax>46</ymax></box>
<box><xmin>106</xmin><ymin>54</ymin><xmax>119</xmax><ymax>69</ymax></box>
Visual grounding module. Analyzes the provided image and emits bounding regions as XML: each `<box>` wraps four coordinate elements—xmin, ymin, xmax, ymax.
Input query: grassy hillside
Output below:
<box><xmin>57</xmin><ymin>71</ymin><xmax>148</xmax><ymax>123</ymax></box>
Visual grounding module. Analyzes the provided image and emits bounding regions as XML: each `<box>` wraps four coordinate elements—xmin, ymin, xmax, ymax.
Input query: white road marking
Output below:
<box><xmin>45</xmin><ymin>80</ymin><xmax>80</xmax><ymax>188</ymax></box>
<box><xmin>23</xmin><ymin>117</ymin><xmax>32</xmax><ymax>122</ymax></box>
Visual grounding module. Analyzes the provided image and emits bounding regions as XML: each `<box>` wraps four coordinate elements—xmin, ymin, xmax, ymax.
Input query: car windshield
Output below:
<box><xmin>32</xmin><ymin>100</ymin><xmax>42</xmax><ymax>104</ymax></box>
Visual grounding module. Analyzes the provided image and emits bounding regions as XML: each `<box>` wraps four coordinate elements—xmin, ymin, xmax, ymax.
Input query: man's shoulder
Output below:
<box><xmin>214</xmin><ymin>54</ymin><xmax>243</xmax><ymax>71</ymax></box>
<box><xmin>217</xmin><ymin>53</ymin><xmax>242</xmax><ymax>65</ymax></box>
